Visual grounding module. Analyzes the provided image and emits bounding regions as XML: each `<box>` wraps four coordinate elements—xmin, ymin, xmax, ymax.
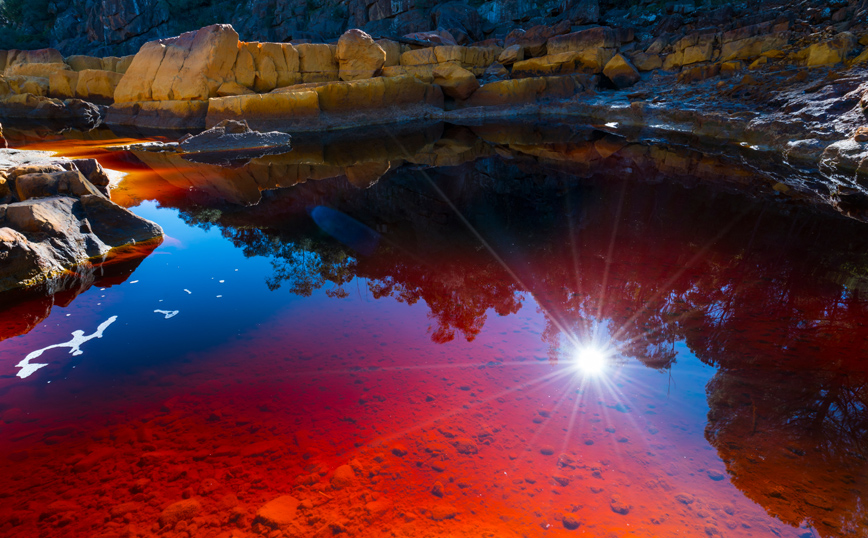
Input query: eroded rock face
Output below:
<box><xmin>0</xmin><ymin>149</ymin><xmax>163</xmax><ymax>293</ymax></box>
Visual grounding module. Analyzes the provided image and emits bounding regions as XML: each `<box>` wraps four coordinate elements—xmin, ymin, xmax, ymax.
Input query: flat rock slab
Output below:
<box><xmin>178</xmin><ymin>119</ymin><xmax>291</xmax><ymax>154</ymax></box>
<box><xmin>255</xmin><ymin>495</ymin><xmax>300</xmax><ymax>528</ymax></box>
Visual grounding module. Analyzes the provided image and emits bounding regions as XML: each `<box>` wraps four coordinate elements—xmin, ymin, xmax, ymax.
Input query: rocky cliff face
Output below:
<box><xmin>18</xmin><ymin>0</ymin><xmax>602</xmax><ymax>55</ymax></box>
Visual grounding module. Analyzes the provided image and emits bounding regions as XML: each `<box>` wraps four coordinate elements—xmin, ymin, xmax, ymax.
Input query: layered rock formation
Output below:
<box><xmin>0</xmin><ymin>1</ymin><xmax>867</xmax><ymax>201</ymax></box>
<box><xmin>0</xmin><ymin>148</ymin><xmax>163</xmax><ymax>293</ymax></box>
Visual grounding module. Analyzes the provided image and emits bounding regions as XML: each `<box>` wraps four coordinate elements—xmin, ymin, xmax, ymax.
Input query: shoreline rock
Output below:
<box><xmin>0</xmin><ymin>148</ymin><xmax>163</xmax><ymax>294</ymax></box>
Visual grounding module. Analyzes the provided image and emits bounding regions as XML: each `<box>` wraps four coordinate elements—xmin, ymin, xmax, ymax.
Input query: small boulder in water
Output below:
<box><xmin>178</xmin><ymin>119</ymin><xmax>291</xmax><ymax>154</ymax></box>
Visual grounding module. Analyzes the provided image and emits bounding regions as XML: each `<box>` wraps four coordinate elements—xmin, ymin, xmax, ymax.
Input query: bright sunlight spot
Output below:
<box><xmin>573</xmin><ymin>346</ymin><xmax>608</xmax><ymax>375</ymax></box>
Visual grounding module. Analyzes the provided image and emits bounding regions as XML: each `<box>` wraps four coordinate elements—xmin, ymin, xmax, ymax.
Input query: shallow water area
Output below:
<box><xmin>1</xmin><ymin>122</ymin><xmax>867</xmax><ymax>538</ymax></box>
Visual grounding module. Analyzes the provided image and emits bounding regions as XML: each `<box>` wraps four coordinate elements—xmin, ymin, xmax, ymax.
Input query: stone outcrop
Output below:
<box><xmin>0</xmin><ymin>148</ymin><xmax>163</xmax><ymax>293</ymax></box>
<box><xmin>336</xmin><ymin>29</ymin><xmax>386</xmax><ymax>81</ymax></box>
<box><xmin>114</xmin><ymin>24</ymin><xmax>240</xmax><ymax>103</ymax></box>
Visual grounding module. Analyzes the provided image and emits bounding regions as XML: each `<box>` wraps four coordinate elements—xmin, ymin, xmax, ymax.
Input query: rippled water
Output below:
<box><xmin>0</xmin><ymin>122</ymin><xmax>866</xmax><ymax>538</ymax></box>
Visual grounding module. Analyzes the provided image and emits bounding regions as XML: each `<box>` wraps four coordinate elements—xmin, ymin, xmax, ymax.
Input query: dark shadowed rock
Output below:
<box><xmin>431</xmin><ymin>2</ymin><xmax>482</xmax><ymax>44</ymax></box>
<box><xmin>0</xmin><ymin>95</ymin><xmax>102</xmax><ymax>131</ymax></box>
<box><xmin>78</xmin><ymin>194</ymin><xmax>163</xmax><ymax>246</ymax></box>
<box><xmin>562</xmin><ymin>0</ymin><xmax>599</xmax><ymax>23</ymax></box>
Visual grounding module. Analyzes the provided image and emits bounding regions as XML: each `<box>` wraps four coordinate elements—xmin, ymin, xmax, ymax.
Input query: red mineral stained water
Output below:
<box><xmin>0</xmin><ymin>130</ymin><xmax>865</xmax><ymax>538</ymax></box>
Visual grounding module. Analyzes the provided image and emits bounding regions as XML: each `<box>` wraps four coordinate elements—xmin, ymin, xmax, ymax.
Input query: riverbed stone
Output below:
<box><xmin>254</xmin><ymin>495</ymin><xmax>300</xmax><ymax>528</ymax></box>
<box><xmin>159</xmin><ymin>499</ymin><xmax>201</xmax><ymax>527</ymax></box>
<box><xmin>331</xmin><ymin>464</ymin><xmax>355</xmax><ymax>489</ymax></box>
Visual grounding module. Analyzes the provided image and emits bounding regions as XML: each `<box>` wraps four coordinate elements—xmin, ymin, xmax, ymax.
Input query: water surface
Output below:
<box><xmin>0</xmin><ymin>123</ymin><xmax>866</xmax><ymax>538</ymax></box>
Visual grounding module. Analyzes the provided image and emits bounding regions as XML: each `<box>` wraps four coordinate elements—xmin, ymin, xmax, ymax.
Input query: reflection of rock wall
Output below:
<box><xmin>130</xmin><ymin>118</ymin><xmax>847</xmax><ymax>219</ymax></box>
<box><xmin>130</xmin><ymin>121</ymin><xmax>449</xmax><ymax>205</ymax></box>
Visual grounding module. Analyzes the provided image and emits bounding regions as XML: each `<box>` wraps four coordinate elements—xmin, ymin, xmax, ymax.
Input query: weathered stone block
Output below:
<box><xmin>336</xmin><ymin>29</ymin><xmax>386</xmax><ymax>81</ymax></box>
<box><xmin>49</xmin><ymin>71</ymin><xmax>79</xmax><ymax>99</ymax></box>
<box><xmin>603</xmin><ymin>54</ymin><xmax>640</xmax><ymax>88</ymax></box>
<box><xmin>75</xmin><ymin>70</ymin><xmax>124</xmax><ymax>102</ymax></box>
<box><xmin>433</xmin><ymin>62</ymin><xmax>479</xmax><ymax>99</ymax></box>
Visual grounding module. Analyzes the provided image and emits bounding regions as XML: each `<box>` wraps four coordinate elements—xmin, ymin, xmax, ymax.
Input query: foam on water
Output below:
<box><xmin>15</xmin><ymin>316</ymin><xmax>118</xmax><ymax>378</ymax></box>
